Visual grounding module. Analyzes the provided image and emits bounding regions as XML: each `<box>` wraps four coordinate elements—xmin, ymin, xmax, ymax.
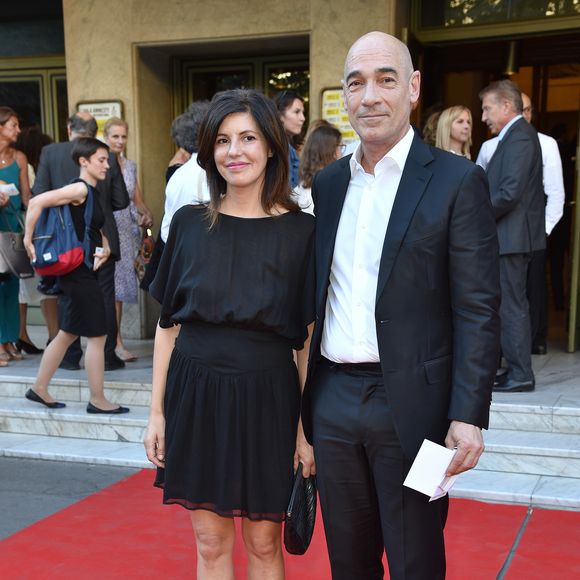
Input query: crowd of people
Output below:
<box><xmin>0</xmin><ymin>28</ymin><xmax>576</xmax><ymax>579</ymax></box>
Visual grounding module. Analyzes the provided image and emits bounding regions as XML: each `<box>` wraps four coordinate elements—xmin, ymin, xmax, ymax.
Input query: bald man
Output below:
<box><xmin>301</xmin><ymin>32</ymin><xmax>500</xmax><ymax>579</ymax></box>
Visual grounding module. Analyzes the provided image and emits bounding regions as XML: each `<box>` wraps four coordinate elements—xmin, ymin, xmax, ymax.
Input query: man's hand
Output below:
<box><xmin>444</xmin><ymin>420</ymin><xmax>484</xmax><ymax>476</ymax></box>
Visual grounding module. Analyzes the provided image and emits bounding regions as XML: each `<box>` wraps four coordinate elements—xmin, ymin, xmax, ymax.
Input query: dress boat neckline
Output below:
<box><xmin>217</xmin><ymin>210</ymin><xmax>293</xmax><ymax>221</ymax></box>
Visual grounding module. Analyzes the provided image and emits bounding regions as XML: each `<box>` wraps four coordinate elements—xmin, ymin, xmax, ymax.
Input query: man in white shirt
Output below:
<box><xmin>301</xmin><ymin>31</ymin><xmax>500</xmax><ymax>579</ymax></box>
<box><xmin>161</xmin><ymin>154</ymin><xmax>210</xmax><ymax>242</ymax></box>
<box><xmin>476</xmin><ymin>92</ymin><xmax>564</xmax><ymax>354</ymax></box>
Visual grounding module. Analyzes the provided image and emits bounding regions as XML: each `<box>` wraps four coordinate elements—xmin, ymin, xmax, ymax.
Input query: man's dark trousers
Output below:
<box><xmin>311</xmin><ymin>359</ymin><xmax>447</xmax><ymax>580</ymax></box>
<box><xmin>527</xmin><ymin>248</ymin><xmax>548</xmax><ymax>349</ymax></box>
<box><xmin>500</xmin><ymin>254</ymin><xmax>534</xmax><ymax>382</ymax></box>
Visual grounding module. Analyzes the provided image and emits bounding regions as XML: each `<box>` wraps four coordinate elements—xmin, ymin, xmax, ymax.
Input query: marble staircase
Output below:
<box><xmin>1</xmin><ymin>334</ymin><xmax>579</xmax><ymax>510</ymax></box>
<box><xmin>0</xmin><ymin>374</ymin><xmax>150</xmax><ymax>468</ymax></box>
<box><xmin>451</xmin><ymin>393</ymin><xmax>580</xmax><ymax>510</ymax></box>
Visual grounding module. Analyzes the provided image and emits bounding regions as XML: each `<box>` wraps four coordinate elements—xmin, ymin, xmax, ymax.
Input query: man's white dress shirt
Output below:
<box><xmin>161</xmin><ymin>154</ymin><xmax>210</xmax><ymax>242</ymax></box>
<box><xmin>321</xmin><ymin>126</ymin><xmax>414</xmax><ymax>363</ymax></box>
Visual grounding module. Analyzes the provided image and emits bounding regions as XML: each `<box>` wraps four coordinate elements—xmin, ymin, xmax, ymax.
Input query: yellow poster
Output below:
<box><xmin>321</xmin><ymin>89</ymin><xmax>357</xmax><ymax>145</ymax></box>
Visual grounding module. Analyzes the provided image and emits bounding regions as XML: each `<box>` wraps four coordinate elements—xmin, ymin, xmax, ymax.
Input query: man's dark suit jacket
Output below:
<box><xmin>302</xmin><ymin>135</ymin><xmax>501</xmax><ymax>459</ymax></box>
<box><xmin>33</xmin><ymin>140</ymin><xmax>130</xmax><ymax>260</ymax></box>
<box><xmin>485</xmin><ymin>117</ymin><xmax>545</xmax><ymax>255</ymax></box>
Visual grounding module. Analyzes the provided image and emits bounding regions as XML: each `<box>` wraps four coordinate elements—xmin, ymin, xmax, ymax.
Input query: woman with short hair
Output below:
<box><xmin>23</xmin><ymin>138</ymin><xmax>129</xmax><ymax>414</ymax></box>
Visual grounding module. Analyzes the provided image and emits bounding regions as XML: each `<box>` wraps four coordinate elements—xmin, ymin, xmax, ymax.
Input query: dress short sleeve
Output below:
<box><xmin>149</xmin><ymin>206</ymin><xmax>191</xmax><ymax>328</ymax></box>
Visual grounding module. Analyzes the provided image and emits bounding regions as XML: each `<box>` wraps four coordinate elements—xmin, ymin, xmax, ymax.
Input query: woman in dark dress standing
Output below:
<box><xmin>144</xmin><ymin>89</ymin><xmax>315</xmax><ymax>579</ymax></box>
<box><xmin>23</xmin><ymin>138</ymin><xmax>129</xmax><ymax>413</ymax></box>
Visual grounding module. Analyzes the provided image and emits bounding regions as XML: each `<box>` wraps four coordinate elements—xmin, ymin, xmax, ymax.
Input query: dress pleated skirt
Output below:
<box><xmin>155</xmin><ymin>322</ymin><xmax>301</xmax><ymax>522</ymax></box>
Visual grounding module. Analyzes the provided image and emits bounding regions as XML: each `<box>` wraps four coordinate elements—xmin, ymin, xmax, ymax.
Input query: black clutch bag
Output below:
<box><xmin>284</xmin><ymin>462</ymin><xmax>317</xmax><ymax>555</ymax></box>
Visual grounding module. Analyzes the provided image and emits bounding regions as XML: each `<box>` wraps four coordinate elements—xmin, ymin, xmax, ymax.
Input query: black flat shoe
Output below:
<box><xmin>86</xmin><ymin>402</ymin><xmax>130</xmax><ymax>414</ymax></box>
<box><xmin>25</xmin><ymin>388</ymin><xmax>66</xmax><ymax>409</ymax></box>
<box><xmin>16</xmin><ymin>339</ymin><xmax>44</xmax><ymax>355</ymax></box>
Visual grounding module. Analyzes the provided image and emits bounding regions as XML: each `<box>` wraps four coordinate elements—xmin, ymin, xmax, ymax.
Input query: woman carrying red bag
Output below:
<box><xmin>23</xmin><ymin>137</ymin><xmax>129</xmax><ymax>413</ymax></box>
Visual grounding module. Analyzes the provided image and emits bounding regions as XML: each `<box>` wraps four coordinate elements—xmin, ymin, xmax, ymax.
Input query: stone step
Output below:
<box><xmin>0</xmin><ymin>397</ymin><xmax>148</xmax><ymax>444</ymax></box>
<box><xmin>478</xmin><ymin>429</ymin><xmax>580</xmax><ymax>479</ymax></box>
<box><xmin>0</xmin><ymin>432</ymin><xmax>151</xmax><ymax>469</ymax></box>
<box><xmin>0</xmin><ymin>375</ymin><xmax>151</xmax><ymax>407</ymax></box>
<box><xmin>489</xmin><ymin>401</ymin><xmax>580</xmax><ymax>435</ymax></box>
<box><xmin>451</xmin><ymin>469</ymin><xmax>580</xmax><ymax>511</ymax></box>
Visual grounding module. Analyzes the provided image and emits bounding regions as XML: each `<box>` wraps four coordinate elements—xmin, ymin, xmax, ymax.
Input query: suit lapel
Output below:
<box><xmin>315</xmin><ymin>157</ymin><xmax>351</xmax><ymax>312</ymax></box>
<box><xmin>487</xmin><ymin>117</ymin><xmax>523</xmax><ymax>170</ymax></box>
<box><xmin>375</xmin><ymin>137</ymin><xmax>433</xmax><ymax>302</ymax></box>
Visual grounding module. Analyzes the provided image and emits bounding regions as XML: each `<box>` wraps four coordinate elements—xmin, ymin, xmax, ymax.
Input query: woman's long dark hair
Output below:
<box><xmin>197</xmin><ymin>89</ymin><xmax>298</xmax><ymax>226</ymax></box>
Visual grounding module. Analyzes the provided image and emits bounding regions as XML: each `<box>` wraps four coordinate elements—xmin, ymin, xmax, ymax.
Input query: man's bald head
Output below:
<box><xmin>68</xmin><ymin>111</ymin><xmax>97</xmax><ymax>139</ymax></box>
<box><xmin>344</xmin><ymin>31</ymin><xmax>414</xmax><ymax>82</ymax></box>
<box><xmin>522</xmin><ymin>93</ymin><xmax>533</xmax><ymax>124</ymax></box>
<box><xmin>341</xmin><ymin>31</ymin><xmax>420</xmax><ymax>162</ymax></box>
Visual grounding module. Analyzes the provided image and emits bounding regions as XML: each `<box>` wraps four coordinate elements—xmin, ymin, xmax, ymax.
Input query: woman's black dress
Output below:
<box><xmin>58</xmin><ymin>181</ymin><xmax>107</xmax><ymax>337</ymax></box>
<box><xmin>150</xmin><ymin>205</ymin><xmax>315</xmax><ymax>522</ymax></box>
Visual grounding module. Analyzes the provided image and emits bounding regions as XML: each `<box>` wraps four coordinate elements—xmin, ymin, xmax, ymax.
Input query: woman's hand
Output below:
<box><xmin>23</xmin><ymin>234</ymin><xmax>36</xmax><ymax>262</ymax></box>
<box><xmin>94</xmin><ymin>232</ymin><xmax>112</xmax><ymax>270</ymax></box>
<box><xmin>137</xmin><ymin>204</ymin><xmax>154</xmax><ymax>228</ymax></box>
<box><xmin>93</xmin><ymin>246</ymin><xmax>110</xmax><ymax>271</ymax></box>
<box><xmin>294</xmin><ymin>420</ymin><xmax>316</xmax><ymax>477</ymax></box>
<box><xmin>144</xmin><ymin>411</ymin><xmax>166</xmax><ymax>468</ymax></box>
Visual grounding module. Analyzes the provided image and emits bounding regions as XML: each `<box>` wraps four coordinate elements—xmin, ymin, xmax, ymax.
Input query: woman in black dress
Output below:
<box><xmin>144</xmin><ymin>89</ymin><xmax>315</xmax><ymax>579</ymax></box>
<box><xmin>23</xmin><ymin>138</ymin><xmax>129</xmax><ymax>413</ymax></box>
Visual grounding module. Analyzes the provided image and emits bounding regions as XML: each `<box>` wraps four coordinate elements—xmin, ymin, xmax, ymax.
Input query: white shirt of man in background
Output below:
<box><xmin>160</xmin><ymin>153</ymin><xmax>210</xmax><ymax>242</ymax></box>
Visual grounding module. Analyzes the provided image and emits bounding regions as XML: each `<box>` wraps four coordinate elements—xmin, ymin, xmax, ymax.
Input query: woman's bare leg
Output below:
<box><xmin>32</xmin><ymin>330</ymin><xmax>78</xmax><ymax>403</ymax></box>
<box><xmin>40</xmin><ymin>297</ymin><xmax>59</xmax><ymax>341</ymax></box>
<box><xmin>115</xmin><ymin>300</ymin><xmax>137</xmax><ymax>361</ymax></box>
<box><xmin>242</xmin><ymin>518</ymin><xmax>284</xmax><ymax>580</ymax></box>
<box><xmin>85</xmin><ymin>335</ymin><xmax>121</xmax><ymax>410</ymax></box>
<box><xmin>190</xmin><ymin>510</ymin><xmax>236</xmax><ymax>580</ymax></box>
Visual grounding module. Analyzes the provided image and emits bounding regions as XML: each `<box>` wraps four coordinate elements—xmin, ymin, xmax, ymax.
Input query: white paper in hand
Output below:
<box><xmin>0</xmin><ymin>184</ymin><xmax>20</xmax><ymax>196</ymax></box>
<box><xmin>403</xmin><ymin>439</ymin><xmax>458</xmax><ymax>501</ymax></box>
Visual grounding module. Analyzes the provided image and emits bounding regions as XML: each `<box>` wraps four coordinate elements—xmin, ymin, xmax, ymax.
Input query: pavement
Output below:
<box><xmin>0</xmin><ymin>456</ymin><xmax>138</xmax><ymax>540</ymax></box>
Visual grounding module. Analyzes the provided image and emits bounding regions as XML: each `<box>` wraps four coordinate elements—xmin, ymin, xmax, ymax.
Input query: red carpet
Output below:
<box><xmin>505</xmin><ymin>508</ymin><xmax>580</xmax><ymax>579</ymax></box>
<box><xmin>0</xmin><ymin>469</ymin><xmax>579</xmax><ymax>579</ymax></box>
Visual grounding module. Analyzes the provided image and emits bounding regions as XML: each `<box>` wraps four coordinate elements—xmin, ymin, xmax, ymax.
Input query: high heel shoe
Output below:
<box><xmin>16</xmin><ymin>339</ymin><xmax>44</xmax><ymax>355</ymax></box>
<box><xmin>25</xmin><ymin>388</ymin><xmax>66</xmax><ymax>409</ymax></box>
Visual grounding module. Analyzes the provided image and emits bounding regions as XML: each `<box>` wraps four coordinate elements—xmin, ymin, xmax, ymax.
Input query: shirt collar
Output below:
<box><xmin>498</xmin><ymin>114</ymin><xmax>522</xmax><ymax>140</ymax></box>
<box><xmin>350</xmin><ymin>126</ymin><xmax>415</xmax><ymax>176</ymax></box>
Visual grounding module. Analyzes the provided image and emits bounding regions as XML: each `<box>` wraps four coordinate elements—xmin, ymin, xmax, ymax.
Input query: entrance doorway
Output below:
<box><xmin>175</xmin><ymin>55</ymin><xmax>309</xmax><ymax>106</ymax></box>
<box><xmin>0</xmin><ymin>57</ymin><xmax>68</xmax><ymax>141</ymax></box>
<box><xmin>417</xmin><ymin>33</ymin><xmax>580</xmax><ymax>350</ymax></box>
